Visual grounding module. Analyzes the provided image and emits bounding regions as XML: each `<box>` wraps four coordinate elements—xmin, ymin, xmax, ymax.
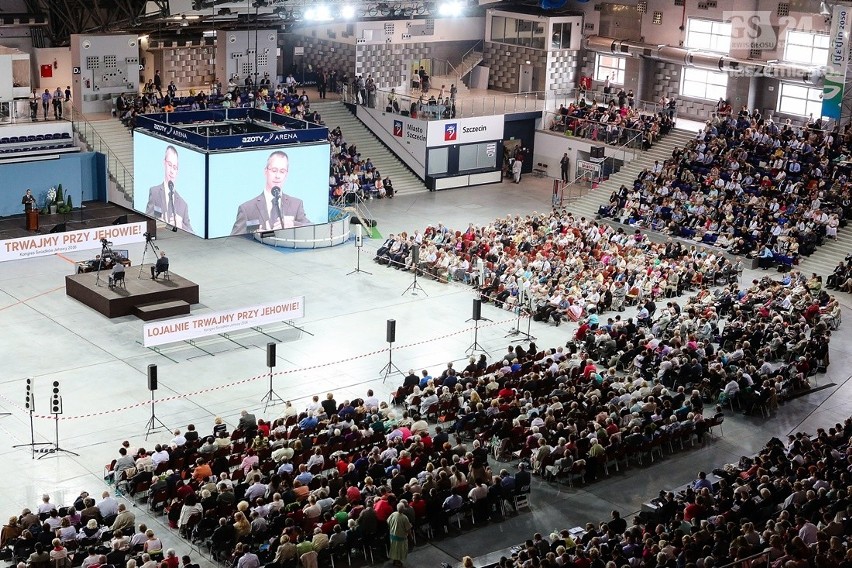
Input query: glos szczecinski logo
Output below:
<box><xmin>444</xmin><ymin>123</ymin><xmax>457</xmax><ymax>141</ymax></box>
<box><xmin>393</xmin><ymin>120</ymin><xmax>403</xmax><ymax>137</ymax></box>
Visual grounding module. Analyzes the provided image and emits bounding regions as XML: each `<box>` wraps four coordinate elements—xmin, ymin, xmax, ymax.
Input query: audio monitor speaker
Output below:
<box><xmin>472</xmin><ymin>298</ymin><xmax>482</xmax><ymax>321</ymax></box>
<box><xmin>147</xmin><ymin>364</ymin><xmax>158</xmax><ymax>391</ymax></box>
<box><xmin>267</xmin><ymin>342</ymin><xmax>277</xmax><ymax>368</ymax></box>
<box><xmin>386</xmin><ymin>319</ymin><xmax>396</xmax><ymax>343</ymax></box>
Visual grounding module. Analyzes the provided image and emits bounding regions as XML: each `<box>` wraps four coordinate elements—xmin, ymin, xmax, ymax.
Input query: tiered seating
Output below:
<box><xmin>596</xmin><ymin>112</ymin><xmax>847</xmax><ymax>269</ymax></box>
<box><xmin>0</xmin><ymin>131</ymin><xmax>76</xmax><ymax>156</ymax></box>
<box><xmin>474</xmin><ymin>417</ymin><xmax>852</xmax><ymax>568</ymax></box>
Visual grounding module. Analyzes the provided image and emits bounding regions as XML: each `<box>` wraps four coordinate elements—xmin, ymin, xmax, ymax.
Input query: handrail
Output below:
<box><xmin>348</xmin><ymin>86</ymin><xmax>546</xmax><ymax>120</ymax></box>
<box><xmin>542</xmin><ymin>111</ymin><xmax>648</xmax><ymax>150</ymax></box>
<box><xmin>71</xmin><ymin>114</ymin><xmax>135</xmax><ymax>198</ymax></box>
<box><xmin>459</xmin><ymin>40</ymin><xmax>484</xmax><ymax>70</ymax></box>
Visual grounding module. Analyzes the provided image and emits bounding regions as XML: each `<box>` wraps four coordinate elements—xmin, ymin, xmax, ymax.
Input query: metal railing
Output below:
<box><xmin>542</xmin><ymin>111</ymin><xmax>648</xmax><ymax>150</ymax></box>
<box><xmin>72</xmin><ymin>115</ymin><xmax>134</xmax><ymax>199</ymax></box>
<box><xmin>545</xmin><ymin>88</ymin><xmax>678</xmax><ymax>120</ymax></box>
<box><xmin>344</xmin><ymin>85</ymin><xmax>546</xmax><ymax>120</ymax></box>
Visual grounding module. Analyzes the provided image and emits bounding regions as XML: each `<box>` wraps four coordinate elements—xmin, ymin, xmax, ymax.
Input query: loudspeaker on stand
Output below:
<box><xmin>147</xmin><ymin>364</ymin><xmax>158</xmax><ymax>391</ymax></box>
<box><xmin>386</xmin><ymin>319</ymin><xmax>396</xmax><ymax>343</ymax></box>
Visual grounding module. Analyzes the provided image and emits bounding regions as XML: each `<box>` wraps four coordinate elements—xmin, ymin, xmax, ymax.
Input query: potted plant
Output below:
<box><xmin>65</xmin><ymin>195</ymin><xmax>73</xmax><ymax>213</ymax></box>
<box><xmin>46</xmin><ymin>186</ymin><xmax>57</xmax><ymax>215</ymax></box>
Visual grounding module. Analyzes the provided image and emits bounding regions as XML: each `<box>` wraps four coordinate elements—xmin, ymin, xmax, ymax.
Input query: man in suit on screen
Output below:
<box><xmin>146</xmin><ymin>145</ymin><xmax>194</xmax><ymax>233</ymax></box>
<box><xmin>231</xmin><ymin>150</ymin><xmax>312</xmax><ymax>235</ymax></box>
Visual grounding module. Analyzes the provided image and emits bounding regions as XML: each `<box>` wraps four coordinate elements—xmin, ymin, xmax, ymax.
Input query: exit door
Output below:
<box><xmin>519</xmin><ymin>64</ymin><xmax>533</xmax><ymax>93</ymax></box>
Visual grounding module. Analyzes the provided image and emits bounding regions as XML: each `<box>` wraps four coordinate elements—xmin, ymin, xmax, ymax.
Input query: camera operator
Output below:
<box><xmin>151</xmin><ymin>251</ymin><xmax>169</xmax><ymax>280</ymax></box>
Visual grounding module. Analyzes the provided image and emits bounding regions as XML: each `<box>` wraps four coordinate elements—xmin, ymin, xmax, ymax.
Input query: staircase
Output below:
<box><xmin>75</xmin><ymin>117</ymin><xmax>135</xmax><ymax>200</ymax></box>
<box><xmin>559</xmin><ymin>127</ymin><xmax>852</xmax><ymax>277</ymax></box>
<box><xmin>558</xmin><ymin>127</ymin><xmax>695</xmax><ymax>222</ymax></box>
<box><xmin>430</xmin><ymin>50</ymin><xmax>484</xmax><ymax>95</ymax></box>
<box><xmin>314</xmin><ymin>101</ymin><xmax>428</xmax><ymax>196</ymax></box>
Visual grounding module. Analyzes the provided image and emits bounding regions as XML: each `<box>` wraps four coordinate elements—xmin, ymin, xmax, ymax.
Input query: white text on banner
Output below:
<box><xmin>0</xmin><ymin>222</ymin><xmax>147</xmax><ymax>263</ymax></box>
<box><xmin>142</xmin><ymin>296</ymin><xmax>306</xmax><ymax>347</ymax></box>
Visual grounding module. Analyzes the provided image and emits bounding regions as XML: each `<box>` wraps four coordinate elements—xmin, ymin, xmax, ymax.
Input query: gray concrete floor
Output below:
<box><xmin>0</xmin><ymin>174</ymin><xmax>850</xmax><ymax>568</ymax></box>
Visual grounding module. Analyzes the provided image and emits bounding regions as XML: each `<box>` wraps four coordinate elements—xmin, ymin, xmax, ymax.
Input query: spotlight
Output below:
<box><xmin>306</xmin><ymin>5</ymin><xmax>332</xmax><ymax>20</ymax></box>
<box><xmin>341</xmin><ymin>4</ymin><xmax>356</xmax><ymax>18</ymax></box>
<box><xmin>439</xmin><ymin>0</ymin><xmax>463</xmax><ymax>16</ymax></box>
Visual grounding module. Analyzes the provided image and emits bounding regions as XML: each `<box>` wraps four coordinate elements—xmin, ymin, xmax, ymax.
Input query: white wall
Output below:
<box><xmin>533</xmin><ymin>130</ymin><xmax>635</xmax><ymax>177</ymax></box>
<box><xmin>70</xmin><ymin>34</ymin><xmax>140</xmax><ymax>114</ymax></box>
<box><xmin>355</xmin><ymin>105</ymin><xmax>427</xmax><ymax>178</ymax></box>
<box><xmin>216</xmin><ymin>29</ymin><xmax>278</xmax><ymax>85</ymax></box>
<box><xmin>355</xmin><ymin>16</ymin><xmax>484</xmax><ymax>45</ymax></box>
<box><xmin>33</xmin><ymin>47</ymin><xmax>72</xmax><ymax>90</ymax></box>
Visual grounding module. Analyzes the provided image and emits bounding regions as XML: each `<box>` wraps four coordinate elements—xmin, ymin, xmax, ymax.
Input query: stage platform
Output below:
<box><xmin>0</xmin><ymin>202</ymin><xmax>148</xmax><ymax>241</ymax></box>
<box><xmin>65</xmin><ymin>270</ymin><xmax>199</xmax><ymax>319</ymax></box>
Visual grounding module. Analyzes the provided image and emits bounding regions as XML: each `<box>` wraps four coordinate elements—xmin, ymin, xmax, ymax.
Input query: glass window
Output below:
<box><xmin>551</xmin><ymin>23</ymin><xmax>563</xmax><ymax>50</ymax></box>
<box><xmin>551</xmin><ymin>22</ymin><xmax>572</xmax><ymax>50</ymax></box>
<box><xmin>517</xmin><ymin>19</ymin><xmax>533</xmax><ymax>47</ymax></box>
<box><xmin>491</xmin><ymin>16</ymin><xmax>506</xmax><ymax>43</ymax></box>
<box><xmin>595</xmin><ymin>54</ymin><xmax>626</xmax><ymax>84</ymax></box>
<box><xmin>685</xmin><ymin>18</ymin><xmax>731</xmax><ymax>53</ymax></box>
<box><xmin>532</xmin><ymin>22</ymin><xmax>546</xmax><ymax>50</ymax></box>
<box><xmin>428</xmin><ymin>147</ymin><xmax>449</xmax><ymax>176</ymax></box>
<box><xmin>777</xmin><ymin>83</ymin><xmax>824</xmax><ymax>117</ymax></box>
<box><xmin>784</xmin><ymin>30</ymin><xmax>829</xmax><ymax>65</ymax></box>
<box><xmin>680</xmin><ymin>67</ymin><xmax>728</xmax><ymax>100</ymax></box>
<box><xmin>459</xmin><ymin>142</ymin><xmax>497</xmax><ymax>172</ymax></box>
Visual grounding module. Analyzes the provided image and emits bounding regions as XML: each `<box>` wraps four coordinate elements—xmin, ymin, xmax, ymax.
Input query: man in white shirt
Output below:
<box><xmin>151</xmin><ymin>444</ymin><xmax>170</xmax><ymax>467</ymax></box>
<box><xmin>37</xmin><ymin>494</ymin><xmax>55</xmax><ymax>515</ymax></box>
<box><xmin>170</xmin><ymin>429</ymin><xmax>187</xmax><ymax>447</ymax></box>
<box><xmin>97</xmin><ymin>491</ymin><xmax>119</xmax><ymax>519</ymax></box>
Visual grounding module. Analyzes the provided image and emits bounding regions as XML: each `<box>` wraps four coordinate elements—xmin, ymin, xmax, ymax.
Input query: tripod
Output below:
<box><xmin>138</xmin><ymin>235</ymin><xmax>159</xmax><ymax>279</ymax></box>
<box><xmin>38</xmin><ymin>399</ymin><xmax>79</xmax><ymax>459</ymax></box>
<box><xmin>347</xmin><ymin>229</ymin><xmax>371</xmax><ymax>276</ymax></box>
<box><xmin>401</xmin><ymin>264</ymin><xmax>427</xmax><ymax>296</ymax></box>
<box><xmin>94</xmin><ymin>241</ymin><xmax>114</xmax><ymax>287</ymax></box>
<box><xmin>465</xmin><ymin>319</ymin><xmax>490</xmax><ymax>355</ymax></box>
<box><xmin>261</xmin><ymin>366</ymin><xmax>284</xmax><ymax>412</ymax></box>
<box><xmin>379</xmin><ymin>341</ymin><xmax>404</xmax><ymax>383</ymax></box>
<box><xmin>144</xmin><ymin>390</ymin><xmax>169</xmax><ymax>440</ymax></box>
<box><xmin>12</xmin><ymin>394</ymin><xmax>52</xmax><ymax>458</ymax></box>
<box><xmin>506</xmin><ymin>294</ymin><xmax>536</xmax><ymax>342</ymax></box>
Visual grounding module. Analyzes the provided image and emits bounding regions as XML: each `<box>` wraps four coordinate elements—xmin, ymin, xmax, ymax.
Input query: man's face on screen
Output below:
<box><xmin>265</xmin><ymin>154</ymin><xmax>289</xmax><ymax>192</ymax></box>
<box><xmin>164</xmin><ymin>150</ymin><xmax>179</xmax><ymax>185</ymax></box>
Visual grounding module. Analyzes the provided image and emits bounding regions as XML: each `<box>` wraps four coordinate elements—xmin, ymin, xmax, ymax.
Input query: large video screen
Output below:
<box><xmin>133</xmin><ymin>132</ymin><xmax>206</xmax><ymax>238</ymax></box>
<box><xmin>207</xmin><ymin>143</ymin><xmax>330</xmax><ymax>238</ymax></box>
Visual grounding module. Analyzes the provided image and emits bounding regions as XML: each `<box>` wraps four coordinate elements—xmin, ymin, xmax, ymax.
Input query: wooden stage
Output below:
<box><xmin>65</xmin><ymin>270</ymin><xmax>200</xmax><ymax>319</ymax></box>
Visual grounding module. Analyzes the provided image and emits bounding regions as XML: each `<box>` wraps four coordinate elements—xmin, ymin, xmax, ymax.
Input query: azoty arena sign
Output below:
<box><xmin>426</xmin><ymin>115</ymin><xmax>504</xmax><ymax>147</ymax></box>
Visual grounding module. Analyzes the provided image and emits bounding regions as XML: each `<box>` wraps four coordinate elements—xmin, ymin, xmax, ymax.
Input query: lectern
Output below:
<box><xmin>26</xmin><ymin>210</ymin><xmax>38</xmax><ymax>231</ymax></box>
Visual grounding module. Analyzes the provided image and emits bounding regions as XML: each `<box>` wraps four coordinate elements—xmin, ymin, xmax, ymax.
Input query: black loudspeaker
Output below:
<box><xmin>267</xmin><ymin>342</ymin><xmax>277</xmax><ymax>368</ymax></box>
<box><xmin>590</xmin><ymin>146</ymin><xmax>605</xmax><ymax>159</ymax></box>
<box><xmin>147</xmin><ymin>364</ymin><xmax>158</xmax><ymax>391</ymax></box>
<box><xmin>472</xmin><ymin>298</ymin><xmax>482</xmax><ymax>321</ymax></box>
<box><xmin>49</xmin><ymin>223</ymin><xmax>66</xmax><ymax>233</ymax></box>
<box><xmin>112</xmin><ymin>215</ymin><xmax>128</xmax><ymax>225</ymax></box>
<box><xmin>411</xmin><ymin>244</ymin><xmax>420</xmax><ymax>263</ymax></box>
<box><xmin>386</xmin><ymin>319</ymin><xmax>396</xmax><ymax>343</ymax></box>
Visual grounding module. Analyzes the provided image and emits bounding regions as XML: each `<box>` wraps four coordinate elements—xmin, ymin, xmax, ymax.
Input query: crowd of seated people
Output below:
<box><xmin>118</xmin><ymin>77</ymin><xmax>324</xmax><ymax>129</ymax></box>
<box><xmin>548</xmin><ymin>94</ymin><xmax>675</xmax><ymax>148</ymax></box>
<box><xmin>596</xmin><ymin>108</ymin><xmax>852</xmax><ymax>269</ymax></box>
<box><xmin>373</xmin><ymin>210</ymin><xmax>742</xmax><ymax>325</ymax></box>
<box><xmin>328</xmin><ymin>126</ymin><xmax>394</xmax><ymax>202</ymax></box>
<box><xmin>92</xmin><ymin>396</ymin><xmax>539</xmax><ymax>568</ymax></box>
<box><xmin>474</xmin><ymin>417</ymin><xmax>852</xmax><ymax>568</ymax></box>
<box><xmin>0</xmin><ymin>489</ymin><xmax>201</xmax><ymax>568</ymax></box>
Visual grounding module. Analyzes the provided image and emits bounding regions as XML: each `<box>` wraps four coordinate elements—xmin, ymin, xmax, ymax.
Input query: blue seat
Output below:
<box><xmin>35</xmin><ymin>135</ymin><xmax>44</xmax><ymax>141</ymax></box>
<box><xmin>61</xmin><ymin>132</ymin><xmax>70</xmax><ymax>138</ymax></box>
<box><xmin>0</xmin><ymin>138</ymin><xmax>8</xmax><ymax>144</ymax></box>
<box><xmin>26</xmin><ymin>135</ymin><xmax>36</xmax><ymax>142</ymax></box>
<box><xmin>9</xmin><ymin>136</ymin><xmax>19</xmax><ymax>143</ymax></box>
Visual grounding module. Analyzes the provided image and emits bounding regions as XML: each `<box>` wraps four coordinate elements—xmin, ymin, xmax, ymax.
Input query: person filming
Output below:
<box><xmin>151</xmin><ymin>251</ymin><xmax>169</xmax><ymax>280</ymax></box>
